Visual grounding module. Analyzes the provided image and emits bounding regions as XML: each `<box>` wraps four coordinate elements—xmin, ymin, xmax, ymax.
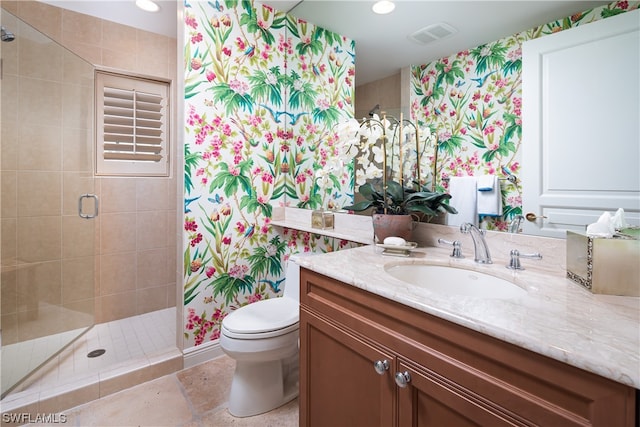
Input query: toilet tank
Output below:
<box><xmin>283</xmin><ymin>258</ymin><xmax>301</xmax><ymax>302</ymax></box>
<box><xmin>283</xmin><ymin>253</ymin><xmax>317</xmax><ymax>302</ymax></box>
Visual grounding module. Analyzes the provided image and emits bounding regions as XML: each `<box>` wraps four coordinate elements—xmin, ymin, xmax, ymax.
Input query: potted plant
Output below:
<box><xmin>344</xmin><ymin>179</ymin><xmax>457</xmax><ymax>242</ymax></box>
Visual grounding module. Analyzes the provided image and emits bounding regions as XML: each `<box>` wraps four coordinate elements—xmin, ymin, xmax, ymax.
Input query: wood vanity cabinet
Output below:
<box><xmin>299</xmin><ymin>268</ymin><xmax>637</xmax><ymax>427</ymax></box>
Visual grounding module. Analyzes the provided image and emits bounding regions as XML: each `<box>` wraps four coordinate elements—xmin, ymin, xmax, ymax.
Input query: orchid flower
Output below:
<box><xmin>371</xmin><ymin>145</ymin><xmax>385</xmax><ymax>164</ymax></box>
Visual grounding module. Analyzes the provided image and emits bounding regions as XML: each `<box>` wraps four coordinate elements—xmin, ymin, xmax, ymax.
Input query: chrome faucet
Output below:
<box><xmin>508</xmin><ymin>215</ymin><xmax>524</xmax><ymax>233</ymax></box>
<box><xmin>460</xmin><ymin>223</ymin><xmax>492</xmax><ymax>264</ymax></box>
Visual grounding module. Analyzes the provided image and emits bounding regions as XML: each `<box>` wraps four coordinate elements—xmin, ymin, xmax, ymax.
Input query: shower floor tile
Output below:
<box><xmin>1</xmin><ymin>327</ymin><xmax>86</xmax><ymax>397</ymax></box>
<box><xmin>1</xmin><ymin>308</ymin><xmax>179</xmax><ymax>413</ymax></box>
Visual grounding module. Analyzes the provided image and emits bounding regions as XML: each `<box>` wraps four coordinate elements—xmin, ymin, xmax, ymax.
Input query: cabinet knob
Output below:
<box><xmin>373</xmin><ymin>359</ymin><xmax>389</xmax><ymax>375</ymax></box>
<box><xmin>394</xmin><ymin>371</ymin><xmax>411</xmax><ymax>388</ymax></box>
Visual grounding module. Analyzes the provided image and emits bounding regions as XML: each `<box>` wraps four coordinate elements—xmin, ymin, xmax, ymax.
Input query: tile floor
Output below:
<box><xmin>20</xmin><ymin>355</ymin><xmax>299</xmax><ymax>426</ymax></box>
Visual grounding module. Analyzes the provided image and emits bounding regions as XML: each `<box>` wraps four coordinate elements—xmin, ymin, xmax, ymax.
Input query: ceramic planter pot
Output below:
<box><xmin>413</xmin><ymin>211</ymin><xmax>448</xmax><ymax>225</ymax></box>
<box><xmin>372</xmin><ymin>214</ymin><xmax>413</xmax><ymax>243</ymax></box>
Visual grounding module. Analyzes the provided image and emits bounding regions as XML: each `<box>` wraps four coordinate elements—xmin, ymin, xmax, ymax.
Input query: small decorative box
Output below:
<box><xmin>566</xmin><ymin>230</ymin><xmax>640</xmax><ymax>297</ymax></box>
<box><xmin>311</xmin><ymin>210</ymin><xmax>334</xmax><ymax>230</ymax></box>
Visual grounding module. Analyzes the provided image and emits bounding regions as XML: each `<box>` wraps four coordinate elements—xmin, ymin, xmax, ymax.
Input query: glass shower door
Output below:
<box><xmin>1</xmin><ymin>8</ymin><xmax>96</xmax><ymax>398</ymax></box>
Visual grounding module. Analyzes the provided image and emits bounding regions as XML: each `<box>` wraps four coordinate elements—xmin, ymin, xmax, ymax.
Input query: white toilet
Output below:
<box><xmin>220</xmin><ymin>258</ymin><xmax>302</xmax><ymax>417</ymax></box>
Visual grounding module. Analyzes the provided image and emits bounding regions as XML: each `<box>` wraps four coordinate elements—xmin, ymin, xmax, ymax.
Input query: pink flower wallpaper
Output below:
<box><xmin>181</xmin><ymin>0</ymin><xmax>638</xmax><ymax>349</ymax></box>
<box><xmin>182</xmin><ymin>0</ymin><xmax>355</xmax><ymax>347</ymax></box>
<box><xmin>410</xmin><ymin>1</ymin><xmax>638</xmax><ymax>231</ymax></box>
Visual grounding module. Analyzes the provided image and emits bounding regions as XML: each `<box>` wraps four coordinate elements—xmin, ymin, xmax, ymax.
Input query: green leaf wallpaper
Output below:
<box><xmin>181</xmin><ymin>0</ymin><xmax>638</xmax><ymax>349</ymax></box>
<box><xmin>410</xmin><ymin>0</ymin><xmax>638</xmax><ymax>231</ymax></box>
<box><xmin>182</xmin><ymin>0</ymin><xmax>356</xmax><ymax>347</ymax></box>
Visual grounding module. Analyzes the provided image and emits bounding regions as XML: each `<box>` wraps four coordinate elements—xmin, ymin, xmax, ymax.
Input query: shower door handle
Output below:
<box><xmin>78</xmin><ymin>194</ymin><xmax>99</xmax><ymax>219</ymax></box>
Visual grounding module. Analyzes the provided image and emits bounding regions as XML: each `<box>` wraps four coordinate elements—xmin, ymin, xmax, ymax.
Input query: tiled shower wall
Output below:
<box><xmin>1</xmin><ymin>0</ymin><xmax>179</xmax><ymax>327</ymax></box>
<box><xmin>354</xmin><ymin>72</ymin><xmax>403</xmax><ymax>119</ymax></box>
<box><xmin>1</xmin><ymin>6</ymin><xmax>97</xmax><ymax>346</ymax></box>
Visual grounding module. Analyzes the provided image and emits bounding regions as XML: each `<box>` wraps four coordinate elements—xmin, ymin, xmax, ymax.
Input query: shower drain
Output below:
<box><xmin>87</xmin><ymin>349</ymin><xmax>106</xmax><ymax>358</ymax></box>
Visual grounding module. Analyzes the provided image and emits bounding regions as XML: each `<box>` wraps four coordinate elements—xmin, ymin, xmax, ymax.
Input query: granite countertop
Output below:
<box><xmin>293</xmin><ymin>244</ymin><xmax>640</xmax><ymax>389</ymax></box>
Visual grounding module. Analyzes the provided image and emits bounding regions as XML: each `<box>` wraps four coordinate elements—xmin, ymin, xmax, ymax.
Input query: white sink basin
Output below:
<box><xmin>384</xmin><ymin>264</ymin><xmax>526</xmax><ymax>299</ymax></box>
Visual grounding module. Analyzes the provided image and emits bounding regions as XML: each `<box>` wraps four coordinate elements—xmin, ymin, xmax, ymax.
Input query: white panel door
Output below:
<box><xmin>522</xmin><ymin>9</ymin><xmax>640</xmax><ymax>237</ymax></box>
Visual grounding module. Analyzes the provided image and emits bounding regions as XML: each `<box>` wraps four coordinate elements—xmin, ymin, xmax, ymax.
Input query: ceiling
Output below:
<box><xmin>40</xmin><ymin>0</ymin><xmax>611</xmax><ymax>85</ymax></box>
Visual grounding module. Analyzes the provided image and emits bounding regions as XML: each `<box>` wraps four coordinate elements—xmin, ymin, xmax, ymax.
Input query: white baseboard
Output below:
<box><xmin>182</xmin><ymin>341</ymin><xmax>225</xmax><ymax>369</ymax></box>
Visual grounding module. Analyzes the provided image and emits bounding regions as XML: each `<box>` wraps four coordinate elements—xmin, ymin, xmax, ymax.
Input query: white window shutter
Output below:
<box><xmin>96</xmin><ymin>72</ymin><xmax>170</xmax><ymax>176</ymax></box>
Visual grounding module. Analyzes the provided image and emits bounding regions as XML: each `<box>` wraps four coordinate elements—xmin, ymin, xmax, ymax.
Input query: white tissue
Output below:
<box><xmin>586</xmin><ymin>209</ymin><xmax>627</xmax><ymax>238</ymax></box>
<box><xmin>611</xmin><ymin>208</ymin><xmax>628</xmax><ymax>230</ymax></box>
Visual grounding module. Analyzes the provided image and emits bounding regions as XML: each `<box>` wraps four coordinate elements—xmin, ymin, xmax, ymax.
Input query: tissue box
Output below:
<box><xmin>566</xmin><ymin>231</ymin><xmax>640</xmax><ymax>296</ymax></box>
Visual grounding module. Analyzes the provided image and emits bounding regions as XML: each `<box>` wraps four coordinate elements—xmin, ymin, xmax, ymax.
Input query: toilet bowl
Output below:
<box><xmin>220</xmin><ymin>258</ymin><xmax>303</xmax><ymax>417</ymax></box>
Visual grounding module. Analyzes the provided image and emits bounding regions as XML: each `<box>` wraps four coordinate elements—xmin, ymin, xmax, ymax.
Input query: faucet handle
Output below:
<box><xmin>438</xmin><ymin>239</ymin><xmax>464</xmax><ymax>258</ymax></box>
<box><xmin>507</xmin><ymin>249</ymin><xmax>542</xmax><ymax>270</ymax></box>
<box><xmin>460</xmin><ymin>223</ymin><xmax>473</xmax><ymax>234</ymax></box>
<box><xmin>460</xmin><ymin>222</ymin><xmax>485</xmax><ymax>236</ymax></box>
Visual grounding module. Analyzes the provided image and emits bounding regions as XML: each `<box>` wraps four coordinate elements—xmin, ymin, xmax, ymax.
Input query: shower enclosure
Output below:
<box><xmin>1</xmin><ymin>8</ymin><xmax>96</xmax><ymax>397</ymax></box>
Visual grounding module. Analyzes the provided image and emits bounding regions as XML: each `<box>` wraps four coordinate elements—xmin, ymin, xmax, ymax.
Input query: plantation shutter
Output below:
<box><xmin>96</xmin><ymin>72</ymin><xmax>170</xmax><ymax>176</ymax></box>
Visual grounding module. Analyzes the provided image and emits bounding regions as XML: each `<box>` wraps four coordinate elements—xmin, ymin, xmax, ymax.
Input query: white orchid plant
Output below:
<box><xmin>341</xmin><ymin>114</ymin><xmax>457</xmax><ymax>219</ymax></box>
<box><xmin>314</xmin><ymin>114</ymin><xmax>438</xmax><ymax>212</ymax></box>
<box><xmin>351</xmin><ymin>114</ymin><xmax>436</xmax><ymax>190</ymax></box>
<box><xmin>313</xmin><ymin>118</ymin><xmax>361</xmax><ymax>210</ymax></box>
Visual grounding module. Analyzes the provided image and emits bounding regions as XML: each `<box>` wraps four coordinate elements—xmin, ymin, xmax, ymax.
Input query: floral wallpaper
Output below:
<box><xmin>181</xmin><ymin>0</ymin><xmax>637</xmax><ymax>348</ymax></box>
<box><xmin>410</xmin><ymin>1</ymin><xmax>639</xmax><ymax>231</ymax></box>
<box><xmin>182</xmin><ymin>0</ymin><xmax>355</xmax><ymax>347</ymax></box>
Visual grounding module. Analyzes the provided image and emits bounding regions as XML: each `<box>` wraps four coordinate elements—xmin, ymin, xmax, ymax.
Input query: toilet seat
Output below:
<box><xmin>222</xmin><ymin>297</ymin><xmax>299</xmax><ymax>339</ymax></box>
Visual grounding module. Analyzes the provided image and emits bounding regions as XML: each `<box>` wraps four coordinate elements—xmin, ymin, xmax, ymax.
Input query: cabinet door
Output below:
<box><xmin>300</xmin><ymin>308</ymin><xmax>396</xmax><ymax>427</ymax></box>
<box><xmin>396</xmin><ymin>358</ymin><xmax>528</xmax><ymax>427</ymax></box>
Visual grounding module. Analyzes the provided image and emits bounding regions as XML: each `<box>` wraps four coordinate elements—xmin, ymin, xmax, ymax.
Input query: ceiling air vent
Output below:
<box><xmin>408</xmin><ymin>22</ymin><xmax>457</xmax><ymax>45</ymax></box>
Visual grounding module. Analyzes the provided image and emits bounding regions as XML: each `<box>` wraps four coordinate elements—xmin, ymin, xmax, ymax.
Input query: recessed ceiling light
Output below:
<box><xmin>372</xmin><ymin>0</ymin><xmax>395</xmax><ymax>15</ymax></box>
<box><xmin>136</xmin><ymin>0</ymin><xmax>160</xmax><ymax>13</ymax></box>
